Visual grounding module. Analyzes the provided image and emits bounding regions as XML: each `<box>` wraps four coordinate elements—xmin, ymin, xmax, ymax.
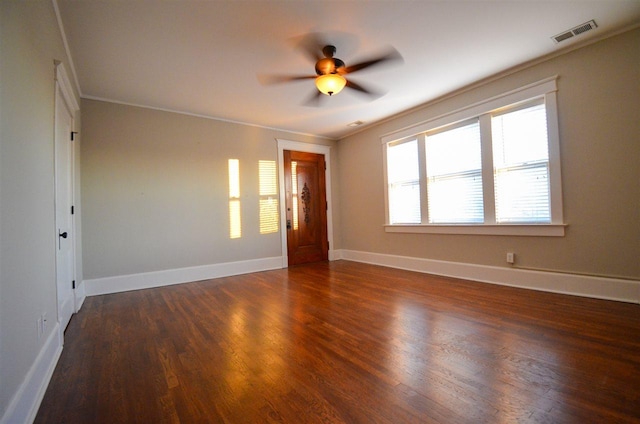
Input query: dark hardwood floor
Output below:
<box><xmin>36</xmin><ymin>260</ymin><xmax>640</xmax><ymax>423</ymax></box>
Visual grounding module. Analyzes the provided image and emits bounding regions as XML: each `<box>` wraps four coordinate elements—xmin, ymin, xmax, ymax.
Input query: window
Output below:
<box><xmin>383</xmin><ymin>77</ymin><xmax>564</xmax><ymax>236</ymax></box>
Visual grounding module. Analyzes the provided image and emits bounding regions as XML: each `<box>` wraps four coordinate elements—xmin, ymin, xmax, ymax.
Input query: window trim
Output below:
<box><xmin>382</xmin><ymin>76</ymin><xmax>565</xmax><ymax>236</ymax></box>
<box><xmin>384</xmin><ymin>223</ymin><xmax>566</xmax><ymax>237</ymax></box>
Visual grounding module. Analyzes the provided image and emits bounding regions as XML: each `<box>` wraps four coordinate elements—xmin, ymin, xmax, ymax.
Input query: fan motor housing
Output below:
<box><xmin>315</xmin><ymin>58</ymin><xmax>345</xmax><ymax>76</ymax></box>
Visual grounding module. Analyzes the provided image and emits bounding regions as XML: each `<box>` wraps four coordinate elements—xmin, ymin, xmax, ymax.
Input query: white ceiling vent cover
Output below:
<box><xmin>552</xmin><ymin>20</ymin><xmax>598</xmax><ymax>44</ymax></box>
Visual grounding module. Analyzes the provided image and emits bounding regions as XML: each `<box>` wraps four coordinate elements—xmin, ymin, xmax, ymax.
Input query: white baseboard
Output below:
<box><xmin>0</xmin><ymin>324</ymin><xmax>63</xmax><ymax>424</ymax></box>
<box><xmin>338</xmin><ymin>249</ymin><xmax>640</xmax><ymax>304</ymax></box>
<box><xmin>74</xmin><ymin>279</ymin><xmax>86</xmax><ymax>312</ymax></box>
<box><xmin>85</xmin><ymin>256</ymin><xmax>284</xmax><ymax>296</ymax></box>
<box><xmin>328</xmin><ymin>249</ymin><xmax>339</xmax><ymax>261</ymax></box>
<box><xmin>84</xmin><ymin>250</ymin><xmax>639</xmax><ymax>302</ymax></box>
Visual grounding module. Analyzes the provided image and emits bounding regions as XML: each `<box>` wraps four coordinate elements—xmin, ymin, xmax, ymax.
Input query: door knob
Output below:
<box><xmin>286</xmin><ymin>220</ymin><xmax>292</xmax><ymax>230</ymax></box>
<box><xmin>58</xmin><ymin>231</ymin><xmax>68</xmax><ymax>249</ymax></box>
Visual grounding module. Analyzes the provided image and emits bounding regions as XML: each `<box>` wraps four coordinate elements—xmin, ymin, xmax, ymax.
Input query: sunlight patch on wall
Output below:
<box><xmin>228</xmin><ymin>159</ymin><xmax>241</xmax><ymax>239</ymax></box>
<box><xmin>259</xmin><ymin>160</ymin><xmax>279</xmax><ymax>234</ymax></box>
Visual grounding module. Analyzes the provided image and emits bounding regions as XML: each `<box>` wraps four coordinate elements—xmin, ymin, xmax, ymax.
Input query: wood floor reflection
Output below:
<box><xmin>35</xmin><ymin>260</ymin><xmax>640</xmax><ymax>423</ymax></box>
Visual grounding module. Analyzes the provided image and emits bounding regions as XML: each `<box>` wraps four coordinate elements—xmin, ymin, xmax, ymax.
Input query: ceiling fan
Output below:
<box><xmin>259</xmin><ymin>42</ymin><xmax>403</xmax><ymax>105</ymax></box>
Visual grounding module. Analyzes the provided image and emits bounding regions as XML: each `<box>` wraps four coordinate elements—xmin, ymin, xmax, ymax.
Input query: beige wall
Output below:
<box><xmin>81</xmin><ymin>99</ymin><xmax>338</xmax><ymax>279</ymax></box>
<box><xmin>0</xmin><ymin>0</ymin><xmax>81</xmax><ymax>419</ymax></box>
<box><xmin>337</xmin><ymin>28</ymin><xmax>640</xmax><ymax>280</ymax></box>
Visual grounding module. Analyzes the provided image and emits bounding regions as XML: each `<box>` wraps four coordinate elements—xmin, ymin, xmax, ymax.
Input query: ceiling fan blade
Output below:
<box><xmin>342</xmin><ymin>47</ymin><xmax>403</xmax><ymax>74</ymax></box>
<box><xmin>292</xmin><ymin>32</ymin><xmax>327</xmax><ymax>63</ymax></box>
<box><xmin>257</xmin><ymin>74</ymin><xmax>316</xmax><ymax>85</ymax></box>
<box><xmin>303</xmin><ymin>89</ymin><xmax>324</xmax><ymax>107</ymax></box>
<box><xmin>345</xmin><ymin>79</ymin><xmax>383</xmax><ymax>99</ymax></box>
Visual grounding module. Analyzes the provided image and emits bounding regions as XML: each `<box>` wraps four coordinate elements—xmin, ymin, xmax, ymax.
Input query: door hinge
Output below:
<box><xmin>71</xmin><ymin>131</ymin><xmax>78</xmax><ymax>141</ymax></box>
<box><xmin>71</xmin><ymin>205</ymin><xmax>75</xmax><ymax>215</ymax></box>
<box><xmin>72</xmin><ymin>280</ymin><xmax>76</xmax><ymax>289</ymax></box>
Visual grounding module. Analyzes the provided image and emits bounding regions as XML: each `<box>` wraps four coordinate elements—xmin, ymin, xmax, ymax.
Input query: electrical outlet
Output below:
<box><xmin>506</xmin><ymin>252</ymin><xmax>515</xmax><ymax>264</ymax></box>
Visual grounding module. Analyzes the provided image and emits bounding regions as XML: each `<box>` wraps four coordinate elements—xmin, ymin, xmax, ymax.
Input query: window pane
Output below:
<box><xmin>388</xmin><ymin>140</ymin><xmax>419</xmax><ymax>182</ymax></box>
<box><xmin>259</xmin><ymin>160</ymin><xmax>279</xmax><ymax>234</ymax></box>
<box><xmin>425</xmin><ymin>120</ymin><xmax>483</xmax><ymax>223</ymax></box>
<box><xmin>492</xmin><ymin>103</ymin><xmax>551</xmax><ymax>223</ymax></box>
<box><xmin>428</xmin><ymin>171</ymin><xmax>483</xmax><ymax>223</ymax></box>
<box><xmin>426</xmin><ymin>121</ymin><xmax>482</xmax><ymax>175</ymax></box>
<box><xmin>493</xmin><ymin>102</ymin><xmax>548</xmax><ymax>167</ymax></box>
<box><xmin>494</xmin><ymin>164</ymin><xmax>550</xmax><ymax>223</ymax></box>
<box><xmin>291</xmin><ymin>161</ymin><xmax>299</xmax><ymax>230</ymax></box>
<box><xmin>389</xmin><ymin>181</ymin><xmax>421</xmax><ymax>224</ymax></box>
<box><xmin>388</xmin><ymin>140</ymin><xmax>420</xmax><ymax>224</ymax></box>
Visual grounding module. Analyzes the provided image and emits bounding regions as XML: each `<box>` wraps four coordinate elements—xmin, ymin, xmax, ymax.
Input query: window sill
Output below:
<box><xmin>384</xmin><ymin>223</ymin><xmax>566</xmax><ymax>237</ymax></box>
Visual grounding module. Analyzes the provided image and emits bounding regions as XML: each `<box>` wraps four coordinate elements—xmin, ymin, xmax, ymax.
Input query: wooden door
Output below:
<box><xmin>284</xmin><ymin>150</ymin><xmax>328</xmax><ymax>266</ymax></box>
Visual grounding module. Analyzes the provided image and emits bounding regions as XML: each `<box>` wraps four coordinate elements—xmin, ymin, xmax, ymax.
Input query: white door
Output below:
<box><xmin>55</xmin><ymin>82</ymin><xmax>75</xmax><ymax>332</ymax></box>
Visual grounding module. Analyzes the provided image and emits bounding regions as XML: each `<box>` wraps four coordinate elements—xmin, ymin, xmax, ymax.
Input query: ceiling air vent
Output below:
<box><xmin>552</xmin><ymin>20</ymin><xmax>597</xmax><ymax>44</ymax></box>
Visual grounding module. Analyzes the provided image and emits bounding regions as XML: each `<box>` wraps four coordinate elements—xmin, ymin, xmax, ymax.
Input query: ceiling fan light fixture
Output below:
<box><xmin>315</xmin><ymin>74</ymin><xmax>346</xmax><ymax>96</ymax></box>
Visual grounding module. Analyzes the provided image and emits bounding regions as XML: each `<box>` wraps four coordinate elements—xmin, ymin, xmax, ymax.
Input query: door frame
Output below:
<box><xmin>277</xmin><ymin>139</ymin><xmax>334</xmax><ymax>268</ymax></box>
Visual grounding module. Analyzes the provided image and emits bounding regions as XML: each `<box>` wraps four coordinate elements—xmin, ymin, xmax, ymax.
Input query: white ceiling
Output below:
<box><xmin>56</xmin><ymin>1</ymin><xmax>640</xmax><ymax>140</ymax></box>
